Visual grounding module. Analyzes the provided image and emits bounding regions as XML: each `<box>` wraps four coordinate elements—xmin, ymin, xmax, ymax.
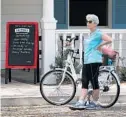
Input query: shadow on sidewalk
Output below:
<box><xmin>1</xmin><ymin>69</ymin><xmax>41</xmax><ymax>84</ymax></box>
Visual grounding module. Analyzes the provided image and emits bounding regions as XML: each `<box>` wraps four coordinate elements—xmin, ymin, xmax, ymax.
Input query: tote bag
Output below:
<box><xmin>101</xmin><ymin>46</ymin><xmax>118</xmax><ymax>59</ymax></box>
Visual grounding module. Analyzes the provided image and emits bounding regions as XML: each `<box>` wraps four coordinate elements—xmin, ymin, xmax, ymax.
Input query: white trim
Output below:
<box><xmin>108</xmin><ymin>0</ymin><xmax>112</xmax><ymax>28</ymax></box>
<box><xmin>68</xmin><ymin>0</ymin><xmax>70</xmax><ymax>29</ymax></box>
<box><xmin>56</xmin><ymin>29</ymin><xmax>126</xmax><ymax>34</ymax></box>
<box><xmin>68</xmin><ymin>26</ymin><xmax>110</xmax><ymax>29</ymax></box>
<box><xmin>68</xmin><ymin>0</ymin><xmax>112</xmax><ymax>29</ymax></box>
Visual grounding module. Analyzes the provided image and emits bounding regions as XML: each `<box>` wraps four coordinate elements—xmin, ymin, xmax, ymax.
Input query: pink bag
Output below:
<box><xmin>101</xmin><ymin>46</ymin><xmax>118</xmax><ymax>59</ymax></box>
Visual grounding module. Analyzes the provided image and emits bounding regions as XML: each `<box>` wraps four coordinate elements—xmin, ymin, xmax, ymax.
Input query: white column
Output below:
<box><xmin>41</xmin><ymin>0</ymin><xmax>57</xmax><ymax>74</ymax></box>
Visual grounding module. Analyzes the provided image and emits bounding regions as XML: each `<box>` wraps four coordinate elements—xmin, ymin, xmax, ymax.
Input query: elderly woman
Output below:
<box><xmin>70</xmin><ymin>14</ymin><xmax>112</xmax><ymax>110</ymax></box>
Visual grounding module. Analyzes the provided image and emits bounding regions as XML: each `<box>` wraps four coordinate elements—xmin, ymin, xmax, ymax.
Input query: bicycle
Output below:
<box><xmin>40</xmin><ymin>37</ymin><xmax>120</xmax><ymax>108</ymax></box>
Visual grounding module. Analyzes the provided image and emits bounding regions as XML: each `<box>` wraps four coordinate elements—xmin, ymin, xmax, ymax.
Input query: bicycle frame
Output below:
<box><xmin>65</xmin><ymin>52</ymin><xmax>78</xmax><ymax>81</ymax></box>
<box><xmin>57</xmin><ymin>50</ymin><xmax>78</xmax><ymax>87</ymax></box>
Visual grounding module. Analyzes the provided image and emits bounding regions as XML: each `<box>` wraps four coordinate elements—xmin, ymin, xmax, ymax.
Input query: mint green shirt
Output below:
<box><xmin>84</xmin><ymin>29</ymin><xmax>103</xmax><ymax>64</ymax></box>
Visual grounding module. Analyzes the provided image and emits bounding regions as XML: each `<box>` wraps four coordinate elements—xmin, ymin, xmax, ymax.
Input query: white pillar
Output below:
<box><xmin>41</xmin><ymin>0</ymin><xmax>57</xmax><ymax>74</ymax></box>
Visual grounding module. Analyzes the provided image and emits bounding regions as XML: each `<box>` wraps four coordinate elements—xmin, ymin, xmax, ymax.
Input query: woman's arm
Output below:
<box><xmin>97</xmin><ymin>34</ymin><xmax>112</xmax><ymax>50</ymax></box>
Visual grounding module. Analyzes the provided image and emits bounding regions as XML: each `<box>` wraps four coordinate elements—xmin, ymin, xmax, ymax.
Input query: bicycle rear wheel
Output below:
<box><xmin>40</xmin><ymin>69</ymin><xmax>76</xmax><ymax>105</ymax></box>
<box><xmin>98</xmin><ymin>70</ymin><xmax>120</xmax><ymax>108</ymax></box>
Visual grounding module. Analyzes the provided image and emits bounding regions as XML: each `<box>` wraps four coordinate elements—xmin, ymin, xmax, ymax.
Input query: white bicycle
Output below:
<box><xmin>40</xmin><ymin>37</ymin><xmax>120</xmax><ymax>108</ymax></box>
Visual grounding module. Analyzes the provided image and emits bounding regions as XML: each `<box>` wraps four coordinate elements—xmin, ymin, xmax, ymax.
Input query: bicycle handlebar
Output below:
<box><xmin>66</xmin><ymin>37</ymin><xmax>76</xmax><ymax>42</ymax></box>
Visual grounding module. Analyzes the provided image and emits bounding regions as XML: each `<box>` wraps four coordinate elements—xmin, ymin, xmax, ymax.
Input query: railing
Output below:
<box><xmin>55</xmin><ymin>29</ymin><xmax>126</xmax><ymax>65</ymax></box>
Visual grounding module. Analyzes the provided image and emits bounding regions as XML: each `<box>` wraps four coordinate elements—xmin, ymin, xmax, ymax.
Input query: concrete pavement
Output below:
<box><xmin>1</xmin><ymin>77</ymin><xmax>126</xmax><ymax>106</ymax></box>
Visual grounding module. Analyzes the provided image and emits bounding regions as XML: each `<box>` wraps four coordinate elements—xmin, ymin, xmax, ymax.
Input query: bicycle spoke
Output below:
<box><xmin>48</xmin><ymin>88</ymin><xmax>59</xmax><ymax>96</ymax></box>
<box><xmin>57</xmin><ymin>88</ymin><xmax>71</xmax><ymax>96</ymax></box>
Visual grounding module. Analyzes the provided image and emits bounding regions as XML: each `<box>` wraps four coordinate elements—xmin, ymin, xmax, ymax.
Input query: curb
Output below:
<box><xmin>1</xmin><ymin>95</ymin><xmax>126</xmax><ymax>106</ymax></box>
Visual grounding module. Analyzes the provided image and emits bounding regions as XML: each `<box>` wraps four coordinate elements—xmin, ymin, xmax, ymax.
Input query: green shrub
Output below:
<box><xmin>119</xmin><ymin>67</ymin><xmax>126</xmax><ymax>81</ymax></box>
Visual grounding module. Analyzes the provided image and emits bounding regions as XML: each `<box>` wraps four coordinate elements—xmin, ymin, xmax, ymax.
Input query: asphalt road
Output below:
<box><xmin>1</xmin><ymin>104</ymin><xmax>126</xmax><ymax>117</ymax></box>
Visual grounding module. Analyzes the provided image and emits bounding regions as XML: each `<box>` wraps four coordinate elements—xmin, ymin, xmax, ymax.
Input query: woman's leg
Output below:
<box><xmin>79</xmin><ymin>88</ymin><xmax>88</xmax><ymax>100</ymax></box>
<box><xmin>83</xmin><ymin>63</ymin><xmax>102</xmax><ymax>110</ymax></box>
<box><xmin>92</xmin><ymin>89</ymin><xmax>99</xmax><ymax>102</ymax></box>
<box><xmin>69</xmin><ymin>64</ymin><xmax>89</xmax><ymax>109</ymax></box>
<box><xmin>89</xmin><ymin>63</ymin><xmax>102</xmax><ymax>102</ymax></box>
<box><xmin>79</xmin><ymin>64</ymin><xmax>90</xmax><ymax>100</ymax></box>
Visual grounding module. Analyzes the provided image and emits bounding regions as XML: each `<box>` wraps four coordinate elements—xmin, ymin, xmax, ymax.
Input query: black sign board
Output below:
<box><xmin>5</xmin><ymin>22</ymin><xmax>38</xmax><ymax>68</ymax></box>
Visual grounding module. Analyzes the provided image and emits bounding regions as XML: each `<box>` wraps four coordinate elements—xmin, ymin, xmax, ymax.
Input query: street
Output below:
<box><xmin>1</xmin><ymin>104</ymin><xmax>126</xmax><ymax>117</ymax></box>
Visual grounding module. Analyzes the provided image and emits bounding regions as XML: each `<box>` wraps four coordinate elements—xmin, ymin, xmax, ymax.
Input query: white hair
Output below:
<box><xmin>86</xmin><ymin>14</ymin><xmax>99</xmax><ymax>25</ymax></box>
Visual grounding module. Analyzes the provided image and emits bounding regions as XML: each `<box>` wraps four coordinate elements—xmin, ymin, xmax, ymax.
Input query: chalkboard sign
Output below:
<box><xmin>5</xmin><ymin>22</ymin><xmax>38</xmax><ymax>68</ymax></box>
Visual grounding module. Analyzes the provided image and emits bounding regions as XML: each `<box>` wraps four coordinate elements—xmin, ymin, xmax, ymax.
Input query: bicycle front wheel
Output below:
<box><xmin>98</xmin><ymin>70</ymin><xmax>120</xmax><ymax>108</ymax></box>
<box><xmin>40</xmin><ymin>69</ymin><xmax>76</xmax><ymax>105</ymax></box>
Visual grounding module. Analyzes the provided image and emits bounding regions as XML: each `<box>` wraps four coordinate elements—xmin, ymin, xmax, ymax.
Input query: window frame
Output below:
<box><xmin>68</xmin><ymin>0</ymin><xmax>112</xmax><ymax>29</ymax></box>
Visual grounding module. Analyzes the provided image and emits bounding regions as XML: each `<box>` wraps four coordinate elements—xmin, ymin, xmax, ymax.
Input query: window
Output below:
<box><xmin>69</xmin><ymin>0</ymin><xmax>108</xmax><ymax>26</ymax></box>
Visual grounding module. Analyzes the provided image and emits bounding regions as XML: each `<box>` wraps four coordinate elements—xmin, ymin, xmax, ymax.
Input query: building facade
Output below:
<box><xmin>1</xmin><ymin>0</ymin><xmax>126</xmax><ymax>74</ymax></box>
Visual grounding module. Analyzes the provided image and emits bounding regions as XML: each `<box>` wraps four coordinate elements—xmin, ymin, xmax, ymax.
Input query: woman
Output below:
<box><xmin>70</xmin><ymin>14</ymin><xmax>112</xmax><ymax>110</ymax></box>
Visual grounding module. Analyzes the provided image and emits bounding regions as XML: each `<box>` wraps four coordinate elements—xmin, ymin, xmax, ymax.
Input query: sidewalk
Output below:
<box><xmin>1</xmin><ymin>77</ymin><xmax>126</xmax><ymax>106</ymax></box>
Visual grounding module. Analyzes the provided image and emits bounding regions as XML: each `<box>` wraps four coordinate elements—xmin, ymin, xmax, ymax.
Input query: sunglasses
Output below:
<box><xmin>86</xmin><ymin>20</ymin><xmax>93</xmax><ymax>23</ymax></box>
